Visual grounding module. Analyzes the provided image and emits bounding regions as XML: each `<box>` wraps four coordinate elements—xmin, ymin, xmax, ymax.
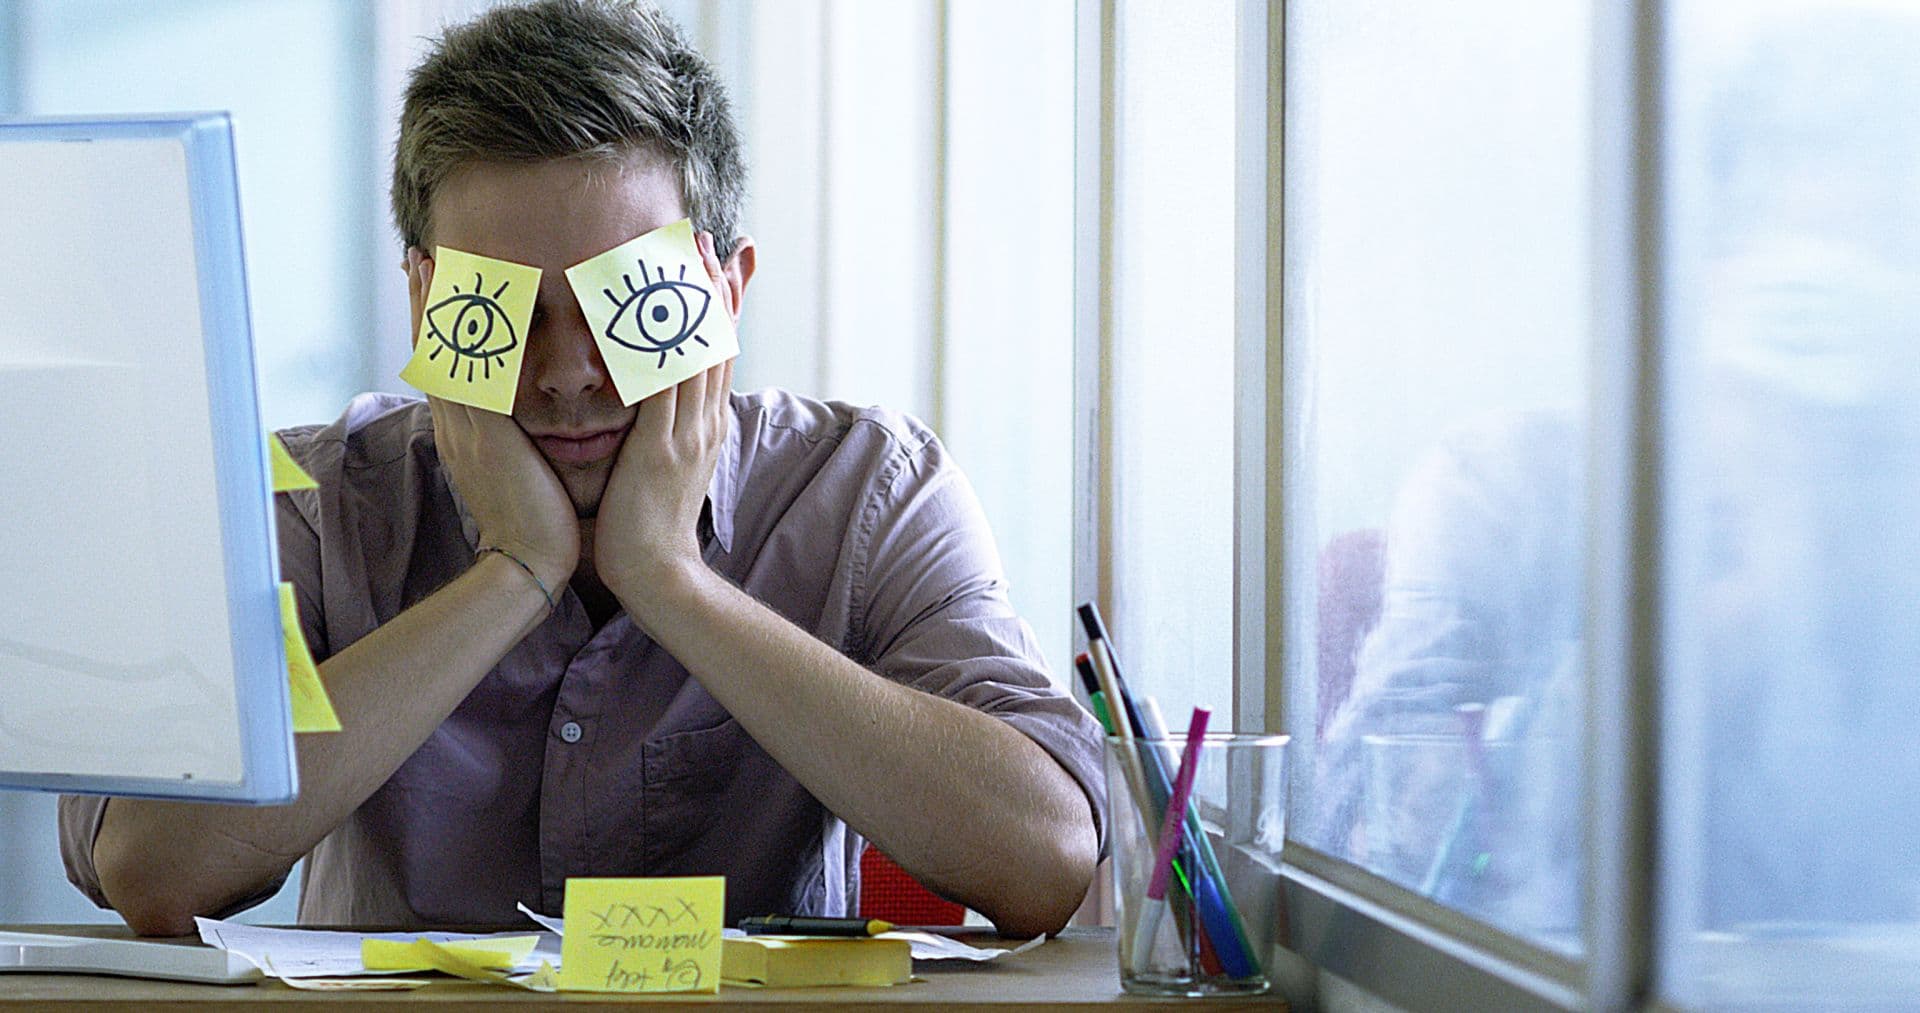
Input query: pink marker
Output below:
<box><xmin>1128</xmin><ymin>706</ymin><xmax>1212</xmax><ymax>974</ymax></box>
<box><xmin>1147</xmin><ymin>707</ymin><xmax>1212</xmax><ymax>902</ymax></box>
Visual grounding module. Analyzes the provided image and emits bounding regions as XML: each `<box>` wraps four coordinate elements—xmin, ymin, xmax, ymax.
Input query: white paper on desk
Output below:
<box><xmin>511</xmin><ymin>902</ymin><xmax>1041</xmax><ymax>962</ymax></box>
<box><xmin>882</xmin><ymin>931</ymin><xmax>1048</xmax><ymax>961</ymax></box>
<box><xmin>195</xmin><ymin>917</ymin><xmax>563</xmax><ymax>979</ymax></box>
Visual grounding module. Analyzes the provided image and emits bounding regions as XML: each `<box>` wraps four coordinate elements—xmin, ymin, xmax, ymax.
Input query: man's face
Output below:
<box><xmin>426</xmin><ymin>153</ymin><xmax>686</xmax><ymax>516</ymax></box>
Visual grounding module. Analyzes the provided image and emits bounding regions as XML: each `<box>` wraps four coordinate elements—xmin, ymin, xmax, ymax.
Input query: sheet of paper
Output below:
<box><xmin>268</xmin><ymin>434</ymin><xmax>317</xmax><ymax>492</ymax></box>
<box><xmin>280</xmin><ymin>582</ymin><xmax>339</xmax><ymax>733</ymax></box>
<box><xmin>195</xmin><ymin>917</ymin><xmax>561</xmax><ymax>980</ymax></box>
<box><xmin>399</xmin><ymin>246</ymin><xmax>541</xmax><ymax>414</ymax></box>
<box><xmin>880</xmin><ymin>931</ymin><xmax>1049</xmax><ymax>961</ymax></box>
<box><xmin>516</xmin><ymin>902</ymin><xmax>1037</xmax><ymax>964</ymax></box>
<box><xmin>557</xmin><ymin>876</ymin><xmax>724</xmax><ymax>993</ymax></box>
<box><xmin>563</xmin><ymin>218</ymin><xmax>739</xmax><ymax>406</ymax></box>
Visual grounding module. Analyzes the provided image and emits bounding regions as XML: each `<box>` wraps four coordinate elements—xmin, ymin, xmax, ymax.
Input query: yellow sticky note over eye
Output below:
<box><xmin>399</xmin><ymin>247</ymin><xmax>541</xmax><ymax>414</ymax></box>
<box><xmin>564</xmin><ymin>218</ymin><xmax>740</xmax><ymax>406</ymax></box>
<box><xmin>558</xmin><ymin>876</ymin><xmax>725</xmax><ymax>993</ymax></box>
<box><xmin>268</xmin><ymin>434</ymin><xmax>317</xmax><ymax>492</ymax></box>
<box><xmin>280</xmin><ymin>582</ymin><xmax>340</xmax><ymax>733</ymax></box>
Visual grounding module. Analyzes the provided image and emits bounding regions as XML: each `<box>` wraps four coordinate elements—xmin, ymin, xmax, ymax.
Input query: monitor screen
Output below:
<box><xmin>0</xmin><ymin>113</ymin><xmax>296</xmax><ymax>804</ymax></box>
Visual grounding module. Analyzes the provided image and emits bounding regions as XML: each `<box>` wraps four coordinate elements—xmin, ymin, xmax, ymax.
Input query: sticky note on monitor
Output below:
<box><xmin>399</xmin><ymin>247</ymin><xmax>541</xmax><ymax>414</ymax></box>
<box><xmin>564</xmin><ymin>218</ymin><xmax>739</xmax><ymax>406</ymax></box>
<box><xmin>558</xmin><ymin>876</ymin><xmax>724</xmax><ymax>993</ymax></box>
<box><xmin>279</xmin><ymin>582</ymin><xmax>339</xmax><ymax>733</ymax></box>
<box><xmin>268</xmin><ymin>434</ymin><xmax>317</xmax><ymax>492</ymax></box>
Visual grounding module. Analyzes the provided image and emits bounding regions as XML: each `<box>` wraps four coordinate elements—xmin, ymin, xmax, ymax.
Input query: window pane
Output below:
<box><xmin>14</xmin><ymin>0</ymin><xmax>373</xmax><ymax>430</ymax></box>
<box><xmin>1282</xmin><ymin>0</ymin><xmax>1591</xmax><ymax>954</ymax></box>
<box><xmin>1657</xmin><ymin>2</ymin><xmax>1920</xmax><ymax>1004</ymax></box>
<box><xmin>1106</xmin><ymin>0</ymin><xmax>1236</xmax><ymax>721</ymax></box>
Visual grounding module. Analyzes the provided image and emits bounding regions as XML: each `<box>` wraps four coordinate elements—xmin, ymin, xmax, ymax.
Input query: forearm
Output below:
<box><xmin>94</xmin><ymin>553</ymin><xmax>552</xmax><ymax>935</ymax></box>
<box><xmin>622</xmin><ymin>563</ymin><xmax>1098</xmax><ymax>935</ymax></box>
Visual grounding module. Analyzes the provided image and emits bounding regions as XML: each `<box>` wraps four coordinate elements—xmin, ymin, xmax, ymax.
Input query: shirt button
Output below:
<box><xmin>558</xmin><ymin>721</ymin><xmax>583</xmax><ymax>743</ymax></box>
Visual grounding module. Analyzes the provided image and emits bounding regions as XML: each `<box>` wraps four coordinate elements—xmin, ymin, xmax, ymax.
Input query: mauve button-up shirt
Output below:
<box><xmin>60</xmin><ymin>389</ymin><xmax>1106</xmax><ymax>926</ymax></box>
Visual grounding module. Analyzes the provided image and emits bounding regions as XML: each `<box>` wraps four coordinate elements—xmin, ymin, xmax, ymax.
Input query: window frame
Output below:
<box><xmin>1076</xmin><ymin>0</ymin><xmax>1667</xmax><ymax>1007</ymax></box>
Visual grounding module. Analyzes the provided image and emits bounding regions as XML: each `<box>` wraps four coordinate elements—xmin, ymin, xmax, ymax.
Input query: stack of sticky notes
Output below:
<box><xmin>721</xmin><ymin>936</ymin><xmax>912</xmax><ymax>988</ymax></box>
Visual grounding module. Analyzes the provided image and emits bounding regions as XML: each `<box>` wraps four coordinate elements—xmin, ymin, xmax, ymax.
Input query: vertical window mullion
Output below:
<box><xmin>1582</xmin><ymin>0</ymin><xmax>1664</xmax><ymax>1008</ymax></box>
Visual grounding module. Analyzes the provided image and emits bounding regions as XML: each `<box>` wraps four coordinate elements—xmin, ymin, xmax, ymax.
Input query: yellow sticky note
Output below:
<box><xmin>280</xmin><ymin>582</ymin><xmax>340</xmax><ymax>733</ymax></box>
<box><xmin>558</xmin><ymin>876</ymin><xmax>725</xmax><ymax>993</ymax></box>
<box><xmin>268</xmin><ymin>434</ymin><xmax>317</xmax><ymax>492</ymax></box>
<box><xmin>563</xmin><ymin>218</ymin><xmax>740</xmax><ymax>406</ymax></box>
<box><xmin>361</xmin><ymin>936</ymin><xmax>537</xmax><ymax>974</ymax></box>
<box><xmin>399</xmin><ymin>247</ymin><xmax>541</xmax><ymax>414</ymax></box>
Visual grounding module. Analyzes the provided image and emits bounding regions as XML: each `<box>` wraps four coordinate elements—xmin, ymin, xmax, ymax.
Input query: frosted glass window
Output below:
<box><xmin>1106</xmin><ymin>0</ymin><xmax>1237</xmax><ymax>722</ymax></box>
<box><xmin>1282</xmin><ymin>0</ymin><xmax>1592</xmax><ymax>954</ymax></box>
<box><xmin>1656</xmin><ymin>1</ymin><xmax>1920</xmax><ymax>1004</ymax></box>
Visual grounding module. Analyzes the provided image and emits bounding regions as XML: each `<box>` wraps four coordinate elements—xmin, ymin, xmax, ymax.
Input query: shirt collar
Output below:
<box><xmin>444</xmin><ymin>398</ymin><xmax>740</xmax><ymax>557</ymax></box>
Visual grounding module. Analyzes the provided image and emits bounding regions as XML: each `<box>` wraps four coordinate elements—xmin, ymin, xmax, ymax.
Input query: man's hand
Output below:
<box><xmin>593</xmin><ymin>232</ymin><xmax>737</xmax><ymax>616</ymax></box>
<box><xmin>407</xmin><ymin>249</ymin><xmax>579</xmax><ymax>589</ymax></box>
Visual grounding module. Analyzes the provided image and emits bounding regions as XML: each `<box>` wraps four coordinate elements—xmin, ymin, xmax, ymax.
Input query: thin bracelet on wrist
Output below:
<box><xmin>476</xmin><ymin>545</ymin><xmax>557</xmax><ymax>613</ymax></box>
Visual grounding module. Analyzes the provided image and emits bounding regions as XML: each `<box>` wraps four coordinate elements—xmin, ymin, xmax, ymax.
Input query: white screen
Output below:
<box><xmin>0</xmin><ymin>135</ymin><xmax>252</xmax><ymax>785</ymax></box>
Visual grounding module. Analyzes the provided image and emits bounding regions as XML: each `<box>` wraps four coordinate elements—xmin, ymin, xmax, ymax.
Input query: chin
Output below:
<box><xmin>563</xmin><ymin>472</ymin><xmax>611</xmax><ymax>519</ymax></box>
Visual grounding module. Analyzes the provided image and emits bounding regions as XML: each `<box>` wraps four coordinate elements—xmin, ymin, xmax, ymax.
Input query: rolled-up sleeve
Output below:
<box><xmin>852</xmin><ymin>428</ymin><xmax>1108</xmax><ymax>854</ymax></box>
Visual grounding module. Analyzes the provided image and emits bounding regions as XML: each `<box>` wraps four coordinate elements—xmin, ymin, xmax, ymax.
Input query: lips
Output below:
<box><xmin>531</xmin><ymin>425</ymin><xmax>627</xmax><ymax>466</ymax></box>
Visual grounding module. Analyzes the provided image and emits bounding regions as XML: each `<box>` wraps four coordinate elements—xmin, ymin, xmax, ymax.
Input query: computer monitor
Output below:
<box><xmin>0</xmin><ymin>113</ymin><xmax>296</xmax><ymax>806</ymax></box>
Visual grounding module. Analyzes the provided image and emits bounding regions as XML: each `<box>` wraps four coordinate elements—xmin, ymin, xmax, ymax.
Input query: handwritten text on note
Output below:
<box><xmin>557</xmin><ymin>876</ymin><xmax>724</xmax><ymax>993</ymax></box>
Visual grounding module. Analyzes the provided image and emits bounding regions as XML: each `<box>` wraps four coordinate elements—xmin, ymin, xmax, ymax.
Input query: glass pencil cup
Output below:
<box><xmin>1104</xmin><ymin>732</ymin><xmax>1287</xmax><ymax>997</ymax></box>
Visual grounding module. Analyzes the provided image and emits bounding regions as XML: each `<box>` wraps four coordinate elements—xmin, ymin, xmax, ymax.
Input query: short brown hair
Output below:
<box><xmin>392</xmin><ymin>0</ymin><xmax>746</xmax><ymax>258</ymax></box>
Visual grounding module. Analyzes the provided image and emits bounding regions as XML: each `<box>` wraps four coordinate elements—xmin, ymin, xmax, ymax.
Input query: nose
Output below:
<box><xmin>526</xmin><ymin>316</ymin><xmax>612</xmax><ymax>402</ymax></box>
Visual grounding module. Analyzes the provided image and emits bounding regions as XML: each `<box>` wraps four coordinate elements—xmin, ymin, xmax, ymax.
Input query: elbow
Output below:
<box><xmin>984</xmin><ymin>815</ymin><xmax>1100</xmax><ymax>938</ymax></box>
<box><xmin>93</xmin><ymin>818</ymin><xmax>264</xmax><ymax>938</ymax></box>
<box><xmin>96</xmin><ymin>850</ymin><xmax>202</xmax><ymax>937</ymax></box>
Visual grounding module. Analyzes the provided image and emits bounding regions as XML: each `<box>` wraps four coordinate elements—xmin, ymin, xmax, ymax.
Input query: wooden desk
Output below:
<box><xmin>0</xmin><ymin>926</ymin><xmax>1284</xmax><ymax>1010</ymax></box>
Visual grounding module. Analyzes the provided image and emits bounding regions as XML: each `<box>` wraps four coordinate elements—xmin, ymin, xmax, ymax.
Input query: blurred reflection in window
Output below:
<box><xmin>1311</xmin><ymin>411</ymin><xmax>1585</xmax><ymax>948</ymax></box>
<box><xmin>1661</xmin><ymin>3</ymin><xmax>1920</xmax><ymax>1003</ymax></box>
<box><xmin>1282</xmin><ymin>0</ymin><xmax>1592</xmax><ymax>955</ymax></box>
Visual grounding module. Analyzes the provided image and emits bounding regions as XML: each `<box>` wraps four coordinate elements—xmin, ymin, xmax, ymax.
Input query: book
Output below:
<box><xmin>721</xmin><ymin>935</ymin><xmax>912</xmax><ymax>988</ymax></box>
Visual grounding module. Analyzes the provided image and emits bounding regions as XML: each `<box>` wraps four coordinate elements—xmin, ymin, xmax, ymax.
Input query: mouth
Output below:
<box><xmin>529</xmin><ymin>424</ymin><xmax>628</xmax><ymax>466</ymax></box>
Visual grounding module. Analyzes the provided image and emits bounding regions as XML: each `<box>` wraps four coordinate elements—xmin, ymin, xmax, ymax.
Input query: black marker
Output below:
<box><xmin>737</xmin><ymin>915</ymin><xmax>892</xmax><ymax>936</ymax></box>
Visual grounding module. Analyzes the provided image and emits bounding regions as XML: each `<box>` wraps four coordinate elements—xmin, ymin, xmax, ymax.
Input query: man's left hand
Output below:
<box><xmin>594</xmin><ymin>231</ymin><xmax>739</xmax><ymax>616</ymax></box>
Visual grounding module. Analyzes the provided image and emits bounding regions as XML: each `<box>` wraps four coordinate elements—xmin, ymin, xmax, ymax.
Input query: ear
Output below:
<box><xmin>404</xmin><ymin>247</ymin><xmax>435</xmax><ymax>349</ymax></box>
<box><xmin>721</xmin><ymin>235</ymin><xmax>756</xmax><ymax>321</ymax></box>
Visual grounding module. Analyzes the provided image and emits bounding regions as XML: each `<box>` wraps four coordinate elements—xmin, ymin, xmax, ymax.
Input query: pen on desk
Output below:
<box><xmin>737</xmin><ymin>915</ymin><xmax>892</xmax><ymax>936</ymax></box>
<box><xmin>1130</xmin><ymin>706</ymin><xmax>1210</xmax><ymax>974</ymax></box>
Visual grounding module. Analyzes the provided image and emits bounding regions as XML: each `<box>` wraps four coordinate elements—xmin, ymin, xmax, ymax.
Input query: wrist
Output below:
<box><xmin>607</xmin><ymin>554</ymin><xmax>714</xmax><ymax>625</ymax></box>
<box><xmin>473</xmin><ymin>547</ymin><xmax>562</xmax><ymax>615</ymax></box>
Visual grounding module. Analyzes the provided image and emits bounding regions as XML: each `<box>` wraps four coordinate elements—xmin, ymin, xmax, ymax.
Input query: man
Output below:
<box><xmin>60</xmin><ymin>0</ymin><xmax>1103</xmax><ymax>937</ymax></box>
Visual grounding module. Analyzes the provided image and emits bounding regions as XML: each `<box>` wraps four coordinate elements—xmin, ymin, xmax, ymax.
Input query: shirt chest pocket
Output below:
<box><xmin>639</xmin><ymin>716</ymin><xmax>757</xmax><ymax>868</ymax></box>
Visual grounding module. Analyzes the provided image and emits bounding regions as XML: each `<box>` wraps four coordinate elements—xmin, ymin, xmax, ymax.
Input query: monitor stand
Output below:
<box><xmin>0</xmin><ymin>930</ymin><xmax>260</xmax><ymax>984</ymax></box>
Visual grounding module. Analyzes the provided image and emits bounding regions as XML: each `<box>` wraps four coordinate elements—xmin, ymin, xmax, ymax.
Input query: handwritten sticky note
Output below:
<box><xmin>399</xmin><ymin>247</ymin><xmax>541</xmax><ymax>414</ymax></box>
<box><xmin>280</xmin><ymin>582</ymin><xmax>340</xmax><ymax>733</ymax></box>
<box><xmin>269</xmin><ymin>434</ymin><xmax>317</xmax><ymax>492</ymax></box>
<box><xmin>564</xmin><ymin>218</ymin><xmax>739</xmax><ymax>406</ymax></box>
<box><xmin>558</xmin><ymin>876</ymin><xmax>724</xmax><ymax>993</ymax></box>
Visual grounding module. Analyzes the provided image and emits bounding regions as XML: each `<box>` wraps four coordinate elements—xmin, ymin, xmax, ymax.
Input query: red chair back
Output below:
<box><xmin>858</xmin><ymin>848</ymin><xmax>965</xmax><ymax>925</ymax></box>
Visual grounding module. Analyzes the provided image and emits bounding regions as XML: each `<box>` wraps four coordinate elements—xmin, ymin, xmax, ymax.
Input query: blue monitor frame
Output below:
<box><xmin>0</xmin><ymin>113</ymin><xmax>296</xmax><ymax>805</ymax></box>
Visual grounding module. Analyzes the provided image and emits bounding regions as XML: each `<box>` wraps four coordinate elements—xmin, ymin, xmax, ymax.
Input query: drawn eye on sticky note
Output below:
<box><xmin>398</xmin><ymin>247</ymin><xmax>541</xmax><ymax>414</ymax></box>
<box><xmin>564</xmin><ymin>218</ymin><xmax>739</xmax><ymax>407</ymax></box>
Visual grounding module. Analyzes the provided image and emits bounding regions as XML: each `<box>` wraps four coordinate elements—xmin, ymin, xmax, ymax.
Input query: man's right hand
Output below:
<box><xmin>407</xmin><ymin>249</ymin><xmax>579</xmax><ymax>589</ymax></box>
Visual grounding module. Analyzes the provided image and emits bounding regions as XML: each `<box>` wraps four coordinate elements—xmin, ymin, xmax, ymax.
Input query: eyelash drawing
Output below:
<box><xmin>600</xmin><ymin>260</ymin><xmax>713</xmax><ymax>368</ymax></box>
<box><xmin>424</xmin><ymin>273</ymin><xmax>520</xmax><ymax>382</ymax></box>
